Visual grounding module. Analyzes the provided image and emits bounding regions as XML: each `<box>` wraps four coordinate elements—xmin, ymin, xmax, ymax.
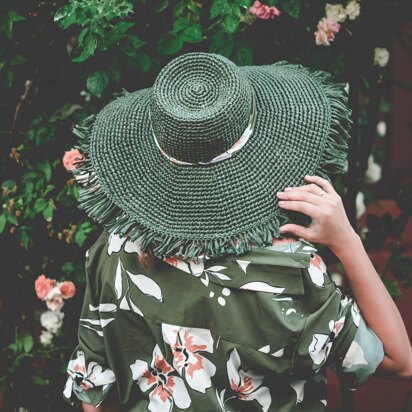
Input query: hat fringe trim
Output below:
<box><xmin>71</xmin><ymin>103</ymin><xmax>287</xmax><ymax>259</ymax></box>
<box><xmin>308</xmin><ymin>68</ymin><xmax>352</xmax><ymax>179</ymax></box>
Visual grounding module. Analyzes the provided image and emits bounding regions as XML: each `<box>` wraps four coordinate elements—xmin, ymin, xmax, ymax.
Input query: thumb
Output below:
<box><xmin>279</xmin><ymin>224</ymin><xmax>311</xmax><ymax>240</ymax></box>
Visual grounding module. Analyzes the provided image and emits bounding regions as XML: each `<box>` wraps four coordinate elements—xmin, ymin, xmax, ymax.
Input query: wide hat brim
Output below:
<box><xmin>72</xmin><ymin>60</ymin><xmax>352</xmax><ymax>259</ymax></box>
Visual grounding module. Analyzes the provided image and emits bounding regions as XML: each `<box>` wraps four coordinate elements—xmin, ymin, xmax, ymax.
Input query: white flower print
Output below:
<box><xmin>226</xmin><ymin>348</ymin><xmax>272</xmax><ymax>412</ymax></box>
<box><xmin>309</xmin><ymin>317</ymin><xmax>346</xmax><ymax>366</ymax></box>
<box><xmin>64</xmin><ymin>350</ymin><xmax>115</xmax><ymax>401</ymax></box>
<box><xmin>130</xmin><ymin>344</ymin><xmax>191</xmax><ymax>412</ymax></box>
<box><xmin>107</xmin><ymin>233</ymin><xmax>141</xmax><ymax>255</ymax></box>
<box><xmin>163</xmin><ymin>258</ymin><xmax>232</xmax><ymax>303</ymax></box>
<box><xmin>162</xmin><ymin>324</ymin><xmax>216</xmax><ymax>393</ymax></box>
<box><xmin>308</xmin><ymin>254</ymin><xmax>327</xmax><ymax>287</ymax></box>
<box><xmin>290</xmin><ymin>379</ymin><xmax>306</xmax><ymax>404</ymax></box>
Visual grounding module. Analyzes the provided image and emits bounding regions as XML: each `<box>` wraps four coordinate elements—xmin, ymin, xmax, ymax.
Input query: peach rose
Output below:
<box><xmin>59</xmin><ymin>281</ymin><xmax>76</xmax><ymax>299</ymax></box>
<box><xmin>249</xmin><ymin>1</ymin><xmax>281</xmax><ymax>20</ymax></box>
<box><xmin>35</xmin><ymin>274</ymin><xmax>56</xmax><ymax>300</ymax></box>
<box><xmin>62</xmin><ymin>148</ymin><xmax>84</xmax><ymax>172</ymax></box>
<box><xmin>314</xmin><ymin>18</ymin><xmax>340</xmax><ymax>46</ymax></box>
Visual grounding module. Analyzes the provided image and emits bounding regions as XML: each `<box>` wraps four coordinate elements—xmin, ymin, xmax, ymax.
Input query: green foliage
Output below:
<box><xmin>1</xmin><ymin>0</ymin><xmax>411</xmax><ymax>409</ymax></box>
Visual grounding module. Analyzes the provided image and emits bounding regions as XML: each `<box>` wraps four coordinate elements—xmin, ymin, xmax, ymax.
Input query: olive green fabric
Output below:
<box><xmin>71</xmin><ymin>53</ymin><xmax>352</xmax><ymax>259</ymax></box>
<box><xmin>64</xmin><ymin>230</ymin><xmax>383</xmax><ymax>411</ymax></box>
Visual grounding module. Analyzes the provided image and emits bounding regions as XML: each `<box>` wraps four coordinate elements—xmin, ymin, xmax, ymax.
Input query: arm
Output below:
<box><xmin>277</xmin><ymin>175</ymin><xmax>412</xmax><ymax>379</ymax></box>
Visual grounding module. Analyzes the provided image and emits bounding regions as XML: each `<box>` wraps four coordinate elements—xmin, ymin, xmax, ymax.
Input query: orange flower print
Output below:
<box><xmin>162</xmin><ymin>324</ymin><xmax>216</xmax><ymax>393</ymax></box>
<box><xmin>130</xmin><ymin>344</ymin><xmax>191</xmax><ymax>412</ymax></box>
<box><xmin>308</xmin><ymin>253</ymin><xmax>327</xmax><ymax>287</ymax></box>
<box><xmin>226</xmin><ymin>348</ymin><xmax>271</xmax><ymax>411</ymax></box>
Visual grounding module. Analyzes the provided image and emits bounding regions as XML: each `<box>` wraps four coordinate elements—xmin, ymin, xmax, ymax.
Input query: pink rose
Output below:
<box><xmin>45</xmin><ymin>286</ymin><xmax>65</xmax><ymax>312</ymax></box>
<box><xmin>62</xmin><ymin>148</ymin><xmax>84</xmax><ymax>172</ymax></box>
<box><xmin>59</xmin><ymin>281</ymin><xmax>76</xmax><ymax>299</ymax></box>
<box><xmin>314</xmin><ymin>18</ymin><xmax>340</xmax><ymax>46</ymax></box>
<box><xmin>35</xmin><ymin>275</ymin><xmax>56</xmax><ymax>300</ymax></box>
<box><xmin>249</xmin><ymin>1</ymin><xmax>281</xmax><ymax>20</ymax></box>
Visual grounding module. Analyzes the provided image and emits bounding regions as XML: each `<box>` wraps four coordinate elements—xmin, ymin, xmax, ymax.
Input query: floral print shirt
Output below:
<box><xmin>64</xmin><ymin>230</ymin><xmax>384</xmax><ymax>411</ymax></box>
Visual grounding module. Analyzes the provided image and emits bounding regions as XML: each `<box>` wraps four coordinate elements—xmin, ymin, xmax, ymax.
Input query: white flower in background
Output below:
<box><xmin>80</xmin><ymin>90</ymin><xmax>91</xmax><ymax>102</ymax></box>
<box><xmin>376</xmin><ymin>121</ymin><xmax>387</xmax><ymax>137</ymax></box>
<box><xmin>346</xmin><ymin>0</ymin><xmax>361</xmax><ymax>20</ymax></box>
<box><xmin>40</xmin><ymin>310</ymin><xmax>64</xmax><ymax>334</ymax></box>
<box><xmin>45</xmin><ymin>286</ymin><xmax>65</xmax><ymax>312</ymax></box>
<box><xmin>356</xmin><ymin>192</ymin><xmax>366</xmax><ymax>219</ymax></box>
<box><xmin>365</xmin><ymin>154</ymin><xmax>382</xmax><ymax>184</ymax></box>
<box><xmin>39</xmin><ymin>330</ymin><xmax>54</xmax><ymax>346</ymax></box>
<box><xmin>374</xmin><ymin>47</ymin><xmax>390</xmax><ymax>67</ymax></box>
<box><xmin>325</xmin><ymin>3</ymin><xmax>347</xmax><ymax>22</ymax></box>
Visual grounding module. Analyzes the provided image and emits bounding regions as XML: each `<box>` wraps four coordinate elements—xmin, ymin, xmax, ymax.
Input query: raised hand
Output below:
<box><xmin>277</xmin><ymin>175</ymin><xmax>357</xmax><ymax>256</ymax></box>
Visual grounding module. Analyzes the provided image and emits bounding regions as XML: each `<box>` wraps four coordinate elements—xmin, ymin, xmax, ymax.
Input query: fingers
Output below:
<box><xmin>304</xmin><ymin>175</ymin><xmax>335</xmax><ymax>194</ymax></box>
<box><xmin>279</xmin><ymin>223</ymin><xmax>311</xmax><ymax>239</ymax></box>
<box><xmin>278</xmin><ymin>199</ymin><xmax>321</xmax><ymax>219</ymax></box>
<box><xmin>278</xmin><ymin>187</ymin><xmax>323</xmax><ymax>205</ymax></box>
<box><xmin>285</xmin><ymin>183</ymin><xmax>323</xmax><ymax>197</ymax></box>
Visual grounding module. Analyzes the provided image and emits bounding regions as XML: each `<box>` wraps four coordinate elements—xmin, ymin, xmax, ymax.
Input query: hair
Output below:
<box><xmin>137</xmin><ymin>245</ymin><xmax>158</xmax><ymax>271</ymax></box>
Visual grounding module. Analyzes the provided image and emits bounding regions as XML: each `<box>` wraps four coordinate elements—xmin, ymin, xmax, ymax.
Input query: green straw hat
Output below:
<box><xmin>72</xmin><ymin>52</ymin><xmax>352</xmax><ymax>259</ymax></box>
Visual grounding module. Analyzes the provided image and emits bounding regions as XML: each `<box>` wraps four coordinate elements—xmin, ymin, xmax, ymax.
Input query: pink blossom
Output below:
<box><xmin>249</xmin><ymin>1</ymin><xmax>281</xmax><ymax>20</ymax></box>
<box><xmin>314</xmin><ymin>18</ymin><xmax>340</xmax><ymax>46</ymax></box>
<box><xmin>45</xmin><ymin>286</ymin><xmax>65</xmax><ymax>311</ymax></box>
<box><xmin>59</xmin><ymin>281</ymin><xmax>76</xmax><ymax>299</ymax></box>
<box><xmin>62</xmin><ymin>148</ymin><xmax>84</xmax><ymax>172</ymax></box>
<box><xmin>35</xmin><ymin>274</ymin><xmax>56</xmax><ymax>300</ymax></box>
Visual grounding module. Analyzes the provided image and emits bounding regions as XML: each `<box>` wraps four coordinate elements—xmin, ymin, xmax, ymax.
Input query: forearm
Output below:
<box><xmin>334</xmin><ymin>232</ymin><xmax>412</xmax><ymax>378</ymax></box>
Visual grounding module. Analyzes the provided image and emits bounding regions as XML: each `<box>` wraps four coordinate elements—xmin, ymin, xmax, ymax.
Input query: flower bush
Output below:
<box><xmin>0</xmin><ymin>0</ymin><xmax>411</xmax><ymax>410</ymax></box>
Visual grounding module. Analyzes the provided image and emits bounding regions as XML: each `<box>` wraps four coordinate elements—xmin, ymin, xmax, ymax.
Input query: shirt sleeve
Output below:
<box><xmin>333</xmin><ymin>313</ymin><xmax>384</xmax><ymax>390</ymax></box>
<box><xmin>63</xmin><ymin>250</ymin><xmax>116</xmax><ymax>407</ymax></box>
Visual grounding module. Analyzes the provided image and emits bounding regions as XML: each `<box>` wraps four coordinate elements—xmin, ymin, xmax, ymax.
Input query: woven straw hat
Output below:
<box><xmin>72</xmin><ymin>52</ymin><xmax>351</xmax><ymax>259</ymax></box>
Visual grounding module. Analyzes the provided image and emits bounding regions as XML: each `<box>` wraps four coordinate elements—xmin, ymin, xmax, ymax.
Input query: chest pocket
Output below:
<box><xmin>203</xmin><ymin>247</ymin><xmax>311</xmax><ymax>296</ymax></box>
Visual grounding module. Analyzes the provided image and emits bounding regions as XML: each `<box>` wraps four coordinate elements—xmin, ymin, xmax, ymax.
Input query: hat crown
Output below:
<box><xmin>150</xmin><ymin>53</ymin><xmax>253</xmax><ymax>163</ymax></box>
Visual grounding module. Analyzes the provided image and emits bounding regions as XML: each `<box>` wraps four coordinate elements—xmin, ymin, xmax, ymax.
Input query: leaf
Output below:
<box><xmin>22</xmin><ymin>335</ymin><xmax>34</xmax><ymax>353</ymax></box>
<box><xmin>173</xmin><ymin>17</ymin><xmax>190</xmax><ymax>33</ymax></box>
<box><xmin>42</xmin><ymin>200</ymin><xmax>55</xmax><ymax>222</ymax></box>
<box><xmin>154</xmin><ymin>0</ymin><xmax>169</xmax><ymax>13</ymax></box>
<box><xmin>279</xmin><ymin>0</ymin><xmax>301</xmax><ymax>19</ymax></box>
<box><xmin>33</xmin><ymin>198</ymin><xmax>48</xmax><ymax>213</ymax></box>
<box><xmin>115</xmin><ymin>259</ymin><xmax>123</xmax><ymax>299</ymax></box>
<box><xmin>239</xmin><ymin>282</ymin><xmax>285</xmax><ymax>294</ymax></box>
<box><xmin>233</xmin><ymin>42</ymin><xmax>253</xmax><ymax>66</ymax></box>
<box><xmin>157</xmin><ymin>33</ymin><xmax>183</xmax><ymax>55</ymax></box>
<box><xmin>31</xmin><ymin>375</ymin><xmax>50</xmax><ymax>386</ymax></box>
<box><xmin>209</xmin><ymin>272</ymin><xmax>231</xmax><ymax>280</ymax></box>
<box><xmin>87</xmin><ymin>71</ymin><xmax>110</xmax><ymax>96</ymax></box>
<box><xmin>222</xmin><ymin>13</ymin><xmax>240</xmax><ymax>34</ymax></box>
<box><xmin>73</xmin><ymin>33</ymin><xmax>97</xmax><ymax>62</ymax></box>
<box><xmin>37</xmin><ymin>161</ymin><xmax>52</xmax><ymax>182</ymax></box>
<box><xmin>0</xmin><ymin>215</ymin><xmax>6</xmax><ymax>234</ymax></box>
<box><xmin>182</xmin><ymin>24</ymin><xmax>203</xmax><ymax>43</ymax></box>
<box><xmin>129</xmin><ymin>297</ymin><xmax>144</xmax><ymax>316</ymax></box>
<box><xmin>126</xmin><ymin>271</ymin><xmax>163</xmax><ymax>301</ymax></box>
<box><xmin>136</xmin><ymin>51</ymin><xmax>151</xmax><ymax>73</ymax></box>
<box><xmin>210</xmin><ymin>0</ymin><xmax>228</xmax><ymax>19</ymax></box>
<box><xmin>207</xmin><ymin>265</ymin><xmax>227</xmax><ymax>272</ymax></box>
<box><xmin>89</xmin><ymin>303</ymin><xmax>117</xmax><ymax>312</ymax></box>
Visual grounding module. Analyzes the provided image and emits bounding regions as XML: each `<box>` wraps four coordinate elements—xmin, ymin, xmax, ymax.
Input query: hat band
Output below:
<box><xmin>151</xmin><ymin>91</ymin><xmax>257</xmax><ymax>166</ymax></box>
